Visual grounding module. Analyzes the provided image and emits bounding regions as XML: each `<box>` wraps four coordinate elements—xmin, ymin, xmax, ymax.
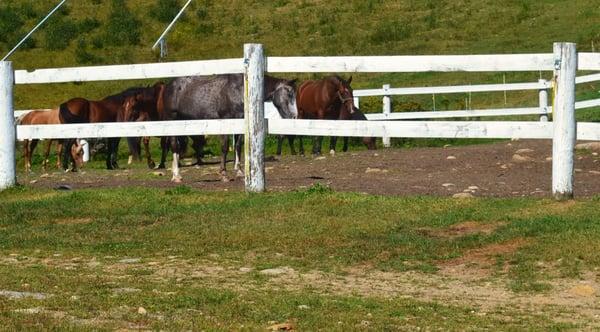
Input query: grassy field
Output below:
<box><xmin>0</xmin><ymin>186</ymin><xmax>599</xmax><ymax>329</ymax></box>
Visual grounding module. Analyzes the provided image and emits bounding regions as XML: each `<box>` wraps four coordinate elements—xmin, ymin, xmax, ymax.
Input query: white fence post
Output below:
<box><xmin>243</xmin><ymin>44</ymin><xmax>266</xmax><ymax>193</ymax></box>
<box><xmin>0</xmin><ymin>62</ymin><xmax>15</xmax><ymax>190</ymax></box>
<box><xmin>552</xmin><ymin>42</ymin><xmax>577</xmax><ymax>201</ymax></box>
<box><xmin>538</xmin><ymin>79</ymin><xmax>549</xmax><ymax>122</ymax></box>
<box><xmin>382</xmin><ymin>84</ymin><xmax>391</xmax><ymax>147</ymax></box>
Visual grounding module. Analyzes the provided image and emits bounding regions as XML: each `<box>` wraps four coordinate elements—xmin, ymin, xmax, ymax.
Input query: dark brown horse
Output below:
<box><xmin>59</xmin><ymin>84</ymin><xmax>164</xmax><ymax>170</ymax></box>
<box><xmin>278</xmin><ymin>76</ymin><xmax>375</xmax><ymax>155</ymax></box>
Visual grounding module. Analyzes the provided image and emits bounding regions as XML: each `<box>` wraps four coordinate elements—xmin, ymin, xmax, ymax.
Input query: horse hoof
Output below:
<box><xmin>171</xmin><ymin>177</ymin><xmax>183</xmax><ymax>183</ymax></box>
<box><xmin>156</xmin><ymin>164</ymin><xmax>165</xmax><ymax>170</ymax></box>
<box><xmin>221</xmin><ymin>176</ymin><xmax>231</xmax><ymax>182</ymax></box>
<box><xmin>148</xmin><ymin>161</ymin><xmax>156</xmax><ymax>169</ymax></box>
<box><xmin>236</xmin><ymin>170</ymin><xmax>244</xmax><ymax>178</ymax></box>
<box><xmin>329</xmin><ymin>149</ymin><xmax>335</xmax><ymax>156</ymax></box>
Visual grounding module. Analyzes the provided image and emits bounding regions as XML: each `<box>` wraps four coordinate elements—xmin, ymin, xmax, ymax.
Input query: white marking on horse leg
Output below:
<box><xmin>329</xmin><ymin>149</ymin><xmax>335</xmax><ymax>156</ymax></box>
<box><xmin>128</xmin><ymin>155</ymin><xmax>133</xmax><ymax>165</ymax></box>
<box><xmin>171</xmin><ymin>153</ymin><xmax>182</xmax><ymax>183</ymax></box>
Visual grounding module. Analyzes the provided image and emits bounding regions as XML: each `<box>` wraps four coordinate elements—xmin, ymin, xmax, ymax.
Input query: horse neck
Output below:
<box><xmin>264</xmin><ymin>75</ymin><xmax>281</xmax><ymax>101</ymax></box>
<box><xmin>92</xmin><ymin>98</ymin><xmax>121</xmax><ymax>122</ymax></box>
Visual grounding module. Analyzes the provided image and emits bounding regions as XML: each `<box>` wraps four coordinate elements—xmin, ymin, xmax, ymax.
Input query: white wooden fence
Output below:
<box><xmin>2</xmin><ymin>42</ymin><xmax>600</xmax><ymax>199</ymax></box>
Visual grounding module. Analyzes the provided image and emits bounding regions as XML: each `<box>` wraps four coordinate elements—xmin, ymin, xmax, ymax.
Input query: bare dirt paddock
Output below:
<box><xmin>22</xmin><ymin>140</ymin><xmax>600</xmax><ymax>198</ymax></box>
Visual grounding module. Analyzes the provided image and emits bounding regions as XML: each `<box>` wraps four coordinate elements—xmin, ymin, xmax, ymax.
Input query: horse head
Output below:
<box><xmin>71</xmin><ymin>139</ymin><xmax>86</xmax><ymax>169</ymax></box>
<box><xmin>336</xmin><ymin>76</ymin><xmax>355</xmax><ymax>116</ymax></box>
<box><xmin>120</xmin><ymin>95</ymin><xmax>141</xmax><ymax>122</ymax></box>
<box><xmin>270</xmin><ymin>78</ymin><xmax>298</xmax><ymax>119</ymax></box>
<box><xmin>120</xmin><ymin>86</ymin><xmax>161</xmax><ymax>122</ymax></box>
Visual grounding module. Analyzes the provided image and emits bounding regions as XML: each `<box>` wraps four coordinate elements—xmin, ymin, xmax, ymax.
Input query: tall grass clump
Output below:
<box><xmin>151</xmin><ymin>0</ymin><xmax>182</xmax><ymax>23</ymax></box>
<box><xmin>370</xmin><ymin>19</ymin><xmax>412</xmax><ymax>44</ymax></box>
<box><xmin>102</xmin><ymin>0</ymin><xmax>141</xmax><ymax>46</ymax></box>
<box><xmin>0</xmin><ymin>6</ymin><xmax>27</xmax><ymax>46</ymax></box>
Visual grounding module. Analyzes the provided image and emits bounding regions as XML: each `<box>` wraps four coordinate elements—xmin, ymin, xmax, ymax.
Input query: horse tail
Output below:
<box><xmin>59</xmin><ymin>101</ymin><xmax>88</xmax><ymax>124</ymax></box>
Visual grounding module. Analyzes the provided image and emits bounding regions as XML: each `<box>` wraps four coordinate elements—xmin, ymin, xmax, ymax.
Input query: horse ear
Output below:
<box><xmin>288</xmin><ymin>79</ymin><xmax>298</xmax><ymax>87</ymax></box>
<box><xmin>347</xmin><ymin>76</ymin><xmax>352</xmax><ymax>84</ymax></box>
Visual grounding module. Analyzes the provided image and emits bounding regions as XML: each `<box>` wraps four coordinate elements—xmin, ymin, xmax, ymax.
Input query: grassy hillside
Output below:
<box><xmin>2</xmin><ymin>0</ymin><xmax>600</xmax><ymax>116</ymax></box>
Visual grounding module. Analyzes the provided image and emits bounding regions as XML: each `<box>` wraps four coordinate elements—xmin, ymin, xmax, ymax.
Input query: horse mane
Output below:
<box><xmin>102</xmin><ymin>87</ymin><xmax>149</xmax><ymax>103</ymax></box>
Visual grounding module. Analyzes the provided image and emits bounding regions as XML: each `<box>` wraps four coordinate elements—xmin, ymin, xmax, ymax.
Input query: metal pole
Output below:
<box><xmin>2</xmin><ymin>0</ymin><xmax>68</xmax><ymax>61</ymax></box>
<box><xmin>552</xmin><ymin>42</ymin><xmax>577</xmax><ymax>201</ymax></box>
<box><xmin>243</xmin><ymin>44</ymin><xmax>266</xmax><ymax>193</ymax></box>
<box><xmin>151</xmin><ymin>0</ymin><xmax>193</xmax><ymax>51</ymax></box>
<box><xmin>0</xmin><ymin>62</ymin><xmax>16</xmax><ymax>190</ymax></box>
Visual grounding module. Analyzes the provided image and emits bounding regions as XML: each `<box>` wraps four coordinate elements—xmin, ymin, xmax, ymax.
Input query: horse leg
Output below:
<box><xmin>106</xmin><ymin>137</ymin><xmax>120</xmax><ymax>170</ymax></box>
<box><xmin>299</xmin><ymin>136</ymin><xmax>305</xmax><ymax>156</ymax></box>
<box><xmin>23</xmin><ymin>140</ymin><xmax>32</xmax><ymax>173</ymax></box>
<box><xmin>127</xmin><ymin>137</ymin><xmax>141</xmax><ymax>165</ymax></box>
<box><xmin>329</xmin><ymin>137</ymin><xmax>337</xmax><ymax>156</ymax></box>
<box><xmin>343</xmin><ymin>137</ymin><xmax>349</xmax><ymax>152</ymax></box>
<box><xmin>170</xmin><ymin>137</ymin><xmax>182</xmax><ymax>183</ymax></box>
<box><xmin>42</xmin><ymin>140</ymin><xmax>53</xmax><ymax>171</ymax></box>
<box><xmin>288</xmin><ymin>135</ymin><xmax>296</xmax><ymax>155</ymax></box>
<box><xmin>191</xmin><ymin>135</ymin><xmax>205</xmax><ymax>166</ymax></box>
<box><xmin>56</xmin><ymin>141</ymin><xmax>63</xmax><ymax>170</ymax></box>
<box><xmin>276</xmin><ymin>135</ymin><xmax>284</xmax><ymax>156</ymax></box>
<box><xmin>142</xmin><ymin>137</ymin><xmax>155</xmax><ymax>169</ymax></box>
<box><xmin>158</xmin><ymin>137</ymin><xmax>169</xmax><ymax>169</ymax></box>
<box><xmin>312</xmin><ymin>136</ymin><xmax>323</xmax><ymax>156</ymax></box>
<box><xmin>61</xmin><ymin>139</ymin><xmax>73</xmax><ymax>170</ymax></box>
<box><xmin>220</xmin><ymin>135</ymin><xmax>230</xmax><ymax>182</ymax></box>
<box><xmin>233</xmin><ymin>134</ymin><xmax>244</xmax><ymax>178</ymax></box>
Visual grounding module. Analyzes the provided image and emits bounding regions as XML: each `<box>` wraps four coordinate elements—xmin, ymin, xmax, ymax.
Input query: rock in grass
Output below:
<box><xmin>0</xmin><ymin>290</ymin><xmax>48</xmax><ymax>300</ymax></box>
<box><xmin>259</xmin><ymin>266</ymin><xmax>295</xmax><ymax>276</ymax></box>
<box><xmin>569</xmin><ymin>285</ymin><xmax>596</xmax><ymax>297</ymax></box>
<box><xmin>119</xmin><ymin>258</ymin><xmax>141</xmax><ymax>264</ymax></box>
<box><xmin>512</xmin><ymin>154</ymin><xmax>534</xmax><ymax>163</ymax></box>
<box><xmin>575</xmin><ymin>142</ymin><xmax>600</xmax><ymax>151</ymax></box>
<box><xmin>515</xmin><ymin>148</ymin><xmax>534</xmax><ymax>154</ymax></box>
<box><xmin>453</xmin><ymin>193</ymin><xmax>474</xmax><ymax>199</ymax></box>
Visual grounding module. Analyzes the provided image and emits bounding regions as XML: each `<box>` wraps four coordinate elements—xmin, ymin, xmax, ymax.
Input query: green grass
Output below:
<box><xmin>0</xmin><ymin>186</ymin><xmax>598</xmax><ymax>328</ymax></box>
<box><xmin>1</xmin><ymin>0</ymin><xmax>598</xmax><ymax>121</ymax></box>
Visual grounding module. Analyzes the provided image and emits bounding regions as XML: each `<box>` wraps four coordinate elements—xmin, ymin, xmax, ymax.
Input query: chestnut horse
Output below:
<box><xmin>284</xmin><ymin>76</ymin><xmax>376</xmax><ymax>155</ymax></box>
<box><xmin>59</xmin><ymin>84</ymin><xmax>164</xmax><ymax>170</ymax></box>
<box><xmin>16</xmin><ymin>109</ymin><xmax>84</xmax><ymax>172</ymax></box>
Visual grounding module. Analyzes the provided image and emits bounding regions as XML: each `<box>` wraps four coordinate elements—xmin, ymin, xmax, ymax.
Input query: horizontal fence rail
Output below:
<box><xmin>578</xmin><ymin>53</ymin><xmax>600</xmax><ymax>71</ymax></box>
<box><xmin>354</xmin><ymin>81</ymin><xmax>552</xmax><ymax>97</ymax></box>
<box><xmin>268</xmin><ymin>119</ymin><xmax>554</xmax><ymax>139</ymax></box>
<box><xmin>267</xmin><ymin>54</ymin><xmax>556</xmax><ymax>73</ymax></box>
<box><xmin>16</xmin><ymin>119</ymin><xmax>600</xmax><ymax>142</ymax></box>
<box><xmin>364</xmin><ymin>107</ymin><xmax>547</xmax><ymax>120</ymax></box>
<box><xmin>15</xmin><ymin>58</ymin><xmax>243</xmax><ymax>84</ymax></box>
<box><xmin>16</xmin><ymin>119</ymin><xmax>244</xmax><ymax>140</ymax></box>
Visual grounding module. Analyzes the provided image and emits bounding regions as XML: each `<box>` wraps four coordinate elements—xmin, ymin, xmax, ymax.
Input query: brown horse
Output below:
<box><xmin>287</xmin><ymin>75</ymin><xmax>376</xmax><ymax>155</ymax></box>
<box><xmin>16</xmin><ymin>109</ymin><xmax>84</xmax><ymax>173</ymax></box>
<box><xmin>59</xmin><ymin>84</ymin><xmax>164</xmax><ymax>170</ymax></box>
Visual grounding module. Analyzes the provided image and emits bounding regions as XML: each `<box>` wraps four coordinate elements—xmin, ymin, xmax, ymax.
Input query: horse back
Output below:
<box><xmin>59</xmin><ymin>98</ymin><xmax>90</xmax><ymax>124</ymax></box>
<box><xmin>297</xmin><ymin>79</ymin><xmax>337</xmax><ymax>119</ymax></box>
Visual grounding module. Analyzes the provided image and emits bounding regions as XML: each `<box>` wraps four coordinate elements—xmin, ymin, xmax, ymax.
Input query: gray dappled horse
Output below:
<box><xmin>162</xmin><ymin>74</ymin><xmax>298</xmax><ymax>182</ymax></box>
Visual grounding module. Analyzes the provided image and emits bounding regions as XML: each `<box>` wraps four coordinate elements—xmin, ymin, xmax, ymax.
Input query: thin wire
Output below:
<box><xmin>2</xmin><ymin>0</ymin><xmax>68</xmax><ymax>61</ymax></box>
<box><xmin>152</xmin><ymin>0</ymin><xmax>193</xmax><ymax>51</ymax></box>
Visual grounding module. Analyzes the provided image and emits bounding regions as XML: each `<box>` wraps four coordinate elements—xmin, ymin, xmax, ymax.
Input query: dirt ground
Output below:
<box><xmin>22</xmin><ymin>139</ymin><xmax>600</xmax><ymax>198</ymax></box>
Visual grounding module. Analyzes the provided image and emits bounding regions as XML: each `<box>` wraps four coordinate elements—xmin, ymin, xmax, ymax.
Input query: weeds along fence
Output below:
<box><xmin>2</xmin><ymin>42</ymin><xmax>600</xmax><ymax>199</ymax></box>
